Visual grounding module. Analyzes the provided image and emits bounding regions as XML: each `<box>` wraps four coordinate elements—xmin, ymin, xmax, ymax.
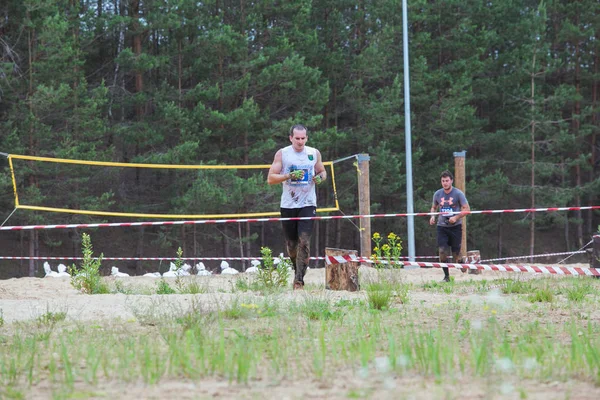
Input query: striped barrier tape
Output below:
<box><xmin>325</xmin><ymin>255</ymin><xmax>600</xmax><ymax>276</ymax></box>
<box><xmin>0</xmin><ymin>256</ymin><xmax>315</xmax><ymax>261</ymax></box>
<box><xmin>480</xmin><ymin>250</ymin><xmax>587</xmax><ymax>263</ymax></box>
<box><xmin>1</xmin><ymin>205</ymin><xmax>599</xmax><ymax>231</ymax></box>
<box><xmin>0</xmin><ymin>255</ymin><xmax>439</xmax><ymax>261</ymax></box>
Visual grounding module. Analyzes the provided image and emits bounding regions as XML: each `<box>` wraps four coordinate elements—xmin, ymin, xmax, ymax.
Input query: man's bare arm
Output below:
<box><xmin>313</xmin><ymin>150</ymin><xmax>327</xmax><ymax>182</ymax></box>
<box><xmin>267</xmin><ymin>150</ymin><xmax>290</xmax><ymax>185</ymax></box>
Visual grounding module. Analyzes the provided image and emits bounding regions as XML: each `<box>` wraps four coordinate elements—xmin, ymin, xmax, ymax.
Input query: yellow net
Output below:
<box><xmin>7</xmin><ymin>154</ymin><xmax>340</xmax><ymax>219</ymax></box>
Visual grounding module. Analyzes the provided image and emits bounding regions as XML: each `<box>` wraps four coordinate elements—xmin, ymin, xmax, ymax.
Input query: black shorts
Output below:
<box><xmin>280</xmin><ymin>207</ymin><xmax>316</xmax><ymax>241</ymax></box>
<box><xmin>437</xmin><ymin>225</ymin><xmax>462</xmax><ymax>253</ymax></box>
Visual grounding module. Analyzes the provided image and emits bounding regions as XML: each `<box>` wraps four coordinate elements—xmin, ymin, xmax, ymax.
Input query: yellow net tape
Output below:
<box><xmin>8</xmin><ymin>154</ymin><xmax>340</xmax><ymax>219</ymax></box>
<box><xmin>8</xmin><ymin>156</ymin><xmax>19</xmax><ymax>207</ymax></box>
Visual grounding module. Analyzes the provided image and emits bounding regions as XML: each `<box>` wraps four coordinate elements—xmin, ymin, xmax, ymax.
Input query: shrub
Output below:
<box><xmin>69</xmin><ymin>233</ymin><xmax>109</xmax><ymax>294</ymax></box>
<box><xmin>255</xmin><ymin>247</ymin><xmax>290</xmax><ymax>289</ymax></box>
<box><xmin>156</xmin><ymin>279</ymin><xmax>176</xmax><ymax>295</ymax></box>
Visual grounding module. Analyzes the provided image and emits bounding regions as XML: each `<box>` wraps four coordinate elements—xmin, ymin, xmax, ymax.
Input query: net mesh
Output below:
<box><xmin>8</xmin><ymin>154</ymin><xmax>340</xmax><ymax>219</ymax></box>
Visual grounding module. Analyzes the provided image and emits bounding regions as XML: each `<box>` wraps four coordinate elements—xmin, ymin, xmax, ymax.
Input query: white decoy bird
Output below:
<box><xmin>163</xmin><ymin>262</ymin><xmax>187</xmax><ymax>277</ymax></box>
<box><xmin>180</xmin><ymin>263</ymin><xmax>192</xmax><ymax>276</ymax></box>
<box><xmin>162</xmin><ymin>263</ymin><xmax>178</xmax><ymax>277</ymax></box>
<box><xmin>196</xmin><ymin>262</ymin><xmax>212</xmax><ymax>276</ymax></box>
<box><xmin>56</xmin><ymin>263</ymin><xmax>71</xmax><ymax>277</ymax></box>
<box><xmin>220</xmin><ymin>260</ymin><xmax>239</xmax><ymax>275</ymax></box>
<box><xmin>110</xmin><ymin>266</ymin><xmax>130</xmax><ymax>277</ymax></box>
<box><xmin>143</xmin><ymin>272</ymin><xmax>161</xmax><ymax>278</ymax></box>
<box><xmin>43</xmin><ymin>262</ymin><xmax>59</xmax><ymax>278</ymax></box>
<box><xmin>245</xmin><ymin>259</ymin><xmax>261</xmax><ymax>273</ymax></box>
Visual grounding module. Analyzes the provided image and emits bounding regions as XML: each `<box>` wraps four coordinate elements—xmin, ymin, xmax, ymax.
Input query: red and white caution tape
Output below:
<box><xmin>0</xmin><ymin>255</ymin><xmax>438</xmax><ymax>261</ymax></box>
<box><xmin>480</xmin><ymin>250</ymin><xmax>587</xmax><ymax>263</ymax></box>
<box><xmin>0</xmin><ymin>256</ymin><xmax>322</xmax><ymax>261</ymax></box>
<box><xmin>1</xmin><ymin>205</ymin><xmax>599</xmax><ymax>231</ymax></box>
<box><xmin>325</xmin><ymin>255</ymin><xmax>600</xmax><ymax>276</ymax></box>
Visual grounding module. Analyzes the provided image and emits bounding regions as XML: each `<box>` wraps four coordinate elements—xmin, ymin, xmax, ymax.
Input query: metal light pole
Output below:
<box><xmin>402</xmin><ymin>0</ymin><xmax>416</xmax><ymax>261</ymax></box>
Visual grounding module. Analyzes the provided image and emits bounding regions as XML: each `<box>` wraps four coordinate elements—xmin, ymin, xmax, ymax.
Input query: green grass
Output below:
<box><xmin>527</xmin><ymin>287</ymin><xmax>554</xmax><ymax>303</ymax></box>
<box><xmin>36</xmin><ymin>310</ymin><xmax>67</xmax><ymax>327</ymax></box>
<box><xmin>296</xmin><ymin>295</ymin><xmax>343</xmax><ymax>320</ymax></box>
<box><xmin>4</xmin><ymin>276</ymin><xmax>600</xmax><ymax>397</ymax></box>
<box><xmin>156</xmin><ymin>279</ymin><xmax>176</xmax><ymax>295</ymax></box>
<box><xmin>501</xmin><ymin>279</ymin><xmax>534</xmax><ymax>294</ymax></box>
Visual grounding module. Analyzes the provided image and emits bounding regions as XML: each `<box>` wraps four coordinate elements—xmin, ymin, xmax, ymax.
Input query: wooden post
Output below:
<box><xmin>357</xmin><ymin>154</ymin><xmax>371</xmax><ymax>260</ymax></box>
<box><xmin>325</xmin><ymin>247</ymin><xmax>360</xmax><ymax>291</ymax></box>
<box><xmin>453</xmin><ymin>151</ymin><xmax>467</xmax><ymax>262</ymax></box>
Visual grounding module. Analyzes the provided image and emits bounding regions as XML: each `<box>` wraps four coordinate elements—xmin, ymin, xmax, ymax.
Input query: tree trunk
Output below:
<box><xmin>238</xmin><ymin>223</ymin><xmax>244</xmax><ymax>271</ymax></box>
<box><xmin>29</xmin><ymin>230</ymin><xmax>35</xmax><ymax>277</ymax></box>
<box><xmin>529</xmin><ymin>53</ymin><xmax>536</xmax><ymax>262</ymax></box>
<box><xmin>574</xmin><ymin>37</ymin><xmax>583</xmax><ymax>247</ymax></box>
<box><xmin>245</xmin><ymin>222</ymin><xmax>251</xmax><ymax>270</ymax></box>
<box><xmin>136</xmin><ymin>226</ymin><xmax>145</xmax><ymax>275</ymax></box>
<box><xmin>130</xmin><ymin>0</ymin><xmax>144</xmax><ymax>119</ymax></box>
<box><xmin>562</xmin><ymin>160</ymin><xmax>570</xmax><ymax>251</ymax></box>
<box><xmin>497</xmin><ymin>217</ymin><xmax>503</xmax><ymax>258</ymax></box>
<box><xmin>178</xmin><ymin>38</ymin><xmax>182</xmax><ymax>105</ymax></box>
<box><xmin>590</xmin><ymin>47</ymin><xmax>598</xmax><ymax>236</ymax></box>
<box><xmin>335</xmin><ymin>218</ymin><xmax>342</xmax><ymax>248</ymax></box>
<box><xmin>315</xmin><ymin>220</ymin><xmax>320</xmax><ymax>268</ymax></box>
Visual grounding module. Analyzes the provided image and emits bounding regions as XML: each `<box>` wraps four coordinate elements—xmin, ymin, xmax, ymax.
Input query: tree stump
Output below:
<box><xmin>464</xmin><ymin>250</ymin><xmax>481</xmax><ymax>275</ymax></box>
<box><xmin>325</xmin><ymin>247</ymin><xmax>360</xmax><ymax>292</ymax></box>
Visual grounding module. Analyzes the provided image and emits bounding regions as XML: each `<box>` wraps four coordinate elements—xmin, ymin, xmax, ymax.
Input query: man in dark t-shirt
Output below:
<box><xmin>429</xmin><ymin>170</ymin><xmax>470</xmax><ymax>282</ymax></box>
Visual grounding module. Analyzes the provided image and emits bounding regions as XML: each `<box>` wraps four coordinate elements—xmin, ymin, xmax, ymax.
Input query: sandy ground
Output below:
<box><xmin>1</xmin><ymin>266</ymin><xmax>600</xmax><ymax>399</ymax></box>
<box><xmin>0</xmin><ymin>265</ymin><xmax>590</xmax><ymax>323</ymax></box>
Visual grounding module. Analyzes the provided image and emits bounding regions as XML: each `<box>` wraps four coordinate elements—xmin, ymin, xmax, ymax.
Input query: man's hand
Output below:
<box><xmin>429</xmin><ymin>216</ymin><xmax>436</xmax><ymax>226</ymax></box>
<box><xmin>314</xmin><ymin>174</ymin><xmax>323</xmax><ymax>185</ymax></box>
<box><xmin>289</xmin><ymin>170</ymin><xmax>304</xmax><ymax>181</ymax></box>
<box><xmin>448</xmin><ymin>216</ymin><xmax>458</xmax><ymax>224</ymax></box>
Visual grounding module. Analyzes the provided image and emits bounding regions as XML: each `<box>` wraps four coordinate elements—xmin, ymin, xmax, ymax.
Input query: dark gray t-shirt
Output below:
<box><xmin>432</xmin><ymin>187</ymin><xmax>468</xmax><ymax>227</ymax></box>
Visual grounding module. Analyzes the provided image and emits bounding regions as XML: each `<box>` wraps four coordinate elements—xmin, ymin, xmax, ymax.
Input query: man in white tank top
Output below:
<box><xmin>268</xmin><ymin>124</ymin><xmax>327</xmax><ymax>290</ymax></box>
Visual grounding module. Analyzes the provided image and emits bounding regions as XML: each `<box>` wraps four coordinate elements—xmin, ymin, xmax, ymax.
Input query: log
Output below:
<box><xmin>325</xmin><ymin>247</ymin><xmax>360</xmax><ymax>292</ymax></box>
<box><xmin>465</xmin><ymin>250</ymin><xmax>481</xmax><ymax>275</ymax></box>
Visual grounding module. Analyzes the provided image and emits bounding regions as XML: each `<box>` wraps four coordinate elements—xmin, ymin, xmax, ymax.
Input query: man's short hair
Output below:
<box><xmin>289</xmin><ymin>124</ymin><xmax>307</xmax><ymax>137</ymax></box>
<box><xmin>440</xmin><ymin>170</ymin><xmax>454</xmax><ymax>180</ymax></box>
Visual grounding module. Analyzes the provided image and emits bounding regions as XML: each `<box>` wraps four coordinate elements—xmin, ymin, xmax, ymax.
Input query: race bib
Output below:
<box><xmin>440</xmin><ymin>207</ymin><xmax>453</xmax><ymax>216</ymax></box>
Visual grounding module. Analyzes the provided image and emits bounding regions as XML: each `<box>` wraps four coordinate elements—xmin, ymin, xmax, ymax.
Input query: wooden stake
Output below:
<box><xmin>358</xmin><ymin>154</ymin><xmax>371</xmax><ymax>260</ymax></box>
<box><xmin>453</xmin><ymin>151</ymin><xmax>467</xmax><ymax>261</ymax></box>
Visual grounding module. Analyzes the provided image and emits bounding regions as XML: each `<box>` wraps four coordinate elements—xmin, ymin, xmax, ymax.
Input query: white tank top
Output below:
<box><xmin>280</xmin><ymin>145</ymin><xmax>318</xmax><ymax>208</ymax></box>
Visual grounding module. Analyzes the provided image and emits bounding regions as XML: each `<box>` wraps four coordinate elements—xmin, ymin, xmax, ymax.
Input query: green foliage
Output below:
<box><xmin>69</xmin><ymin>234</ymin><xmax>109</xmax><ymax>295</ymax></box>
<box><xmin>501</xmin><ymin>279</ymin><xmax>534</xmax><ymax>295</ymax></box>
<box><xmin>565</xmin><ymin>281</ymin><xmax>593</xmax><ymax>303</ymax></box>
<box><xmin>173</xmin><ymin>247</ymin><xmax>185</xmax><ymax>292</ymax></box>
<box><xmin>0</xmin><ymin>310</ymin><xmax>4</xmax><ymax>328</ymax></box>
<box><xmin>528</xmin><ymin>287</ymin><xmax>554</xmax><ymax>303</ymax></box>
<box><xmin>36</xmin><ymin>311</ymin><xmax>67</xmax><ymax>328</ymax></box>
<box><xmin>1</xmin><ymin>0</ymin><xmax>600</xmax><ymax>268</ymax></box>
<box><xmin>365</xmin><ymin>282</ymin><xmax>394</xmax><ymax>310</ymax></box>
<box><xmin>371</xmin><ymin>232</ymin><xmax>403</xmax><ymax>269</ymax></box>
<box><xmin>255</xmin><ymin>247</ymin><xmax>290</xmax><ymax>290</ymax></box>
<box><xmin>297</xmin><ymin>296</ymin><xmax>343</xmax><ymax>321</ymax></box>
<box><xmin>156</xmin><ymin>280</ymin><xmax>176</xmax><ymax>295</ymax></box>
